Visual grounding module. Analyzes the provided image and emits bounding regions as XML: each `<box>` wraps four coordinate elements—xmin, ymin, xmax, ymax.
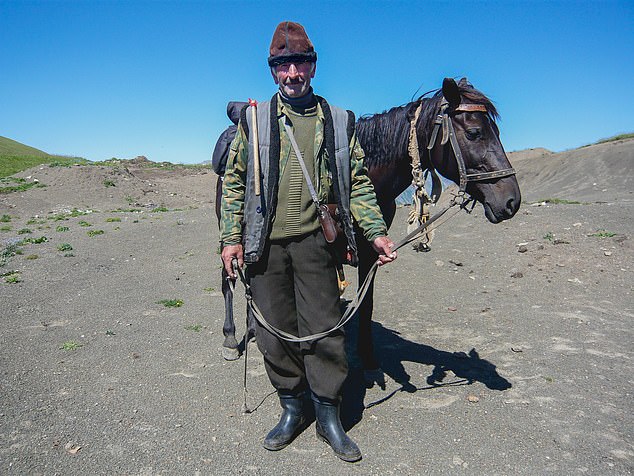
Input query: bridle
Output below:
<box><xmin>424</xmin><ymin>99</ymin><xmax>516</xmax><ymax>193</ymax></box>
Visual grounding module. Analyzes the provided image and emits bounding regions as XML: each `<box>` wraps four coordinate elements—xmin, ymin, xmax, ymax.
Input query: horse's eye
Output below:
<box><xmin>465</xmin><ymin>128</ymin><xmax>481</xmax><ymax>141</ymax></box>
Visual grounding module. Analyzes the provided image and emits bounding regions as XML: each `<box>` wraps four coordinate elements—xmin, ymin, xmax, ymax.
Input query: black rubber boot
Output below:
<box><xmin>313</xmin><ymin>398</ymin><xmax>362</xmax><ymax>462</ymax></box>
<box><xmin>263</xmin><ymin>394</ymin><xmax>306</xmax><ymax>451</ymax></box>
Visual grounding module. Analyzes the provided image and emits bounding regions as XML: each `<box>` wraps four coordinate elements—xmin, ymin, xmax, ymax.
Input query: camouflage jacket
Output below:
<box><xmin>219</xmin><ymin>93</ymin><xmax>387</xmax><ymax>259</ymax></box>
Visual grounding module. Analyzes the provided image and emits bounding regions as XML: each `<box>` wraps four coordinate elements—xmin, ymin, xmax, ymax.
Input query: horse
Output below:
<box><xmin>215</xmin><ymin>77</ymin><xmax>521</xmax><ymax>367</ymax></box>
<box><xmin>354</xmin><ymin>77</ymin><xmax>520</xmax><ymax>371</ymax></box>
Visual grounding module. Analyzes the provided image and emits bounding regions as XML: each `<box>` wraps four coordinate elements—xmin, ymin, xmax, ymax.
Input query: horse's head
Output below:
<box><xmin>425</xmin><ymin>78</ymin><xmax>521</xmax><ymax>223</ymax></box>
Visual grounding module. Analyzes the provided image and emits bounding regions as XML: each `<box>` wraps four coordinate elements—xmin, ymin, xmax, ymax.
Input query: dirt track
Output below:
<box><xmin>1</xmin><ymin>140</ymin><xmax>632</xmax><ymax>474</ymax></box>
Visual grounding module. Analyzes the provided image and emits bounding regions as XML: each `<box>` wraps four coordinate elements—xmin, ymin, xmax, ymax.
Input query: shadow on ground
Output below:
<box><xmin>342</xmin><ymin>319</ymin><xmax>512</xmax><ymax>430</ymax></box>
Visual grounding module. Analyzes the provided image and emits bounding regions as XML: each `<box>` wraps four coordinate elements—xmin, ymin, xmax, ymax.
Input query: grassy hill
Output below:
<box><xmin>0</xmin><ymin>136</ymin><xmax>87</xmax><ymax>177</ymax></box>
<box><xmin>0</xmin><ymin>136</ymin><xmax>51</xmax><ymax>157</ymax></box>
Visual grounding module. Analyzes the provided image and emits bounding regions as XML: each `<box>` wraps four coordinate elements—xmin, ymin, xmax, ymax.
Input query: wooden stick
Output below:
<box><xmin>249</xmin><ymin>99</ymin><xmax>261</xmax><ymax>196</ymax></box>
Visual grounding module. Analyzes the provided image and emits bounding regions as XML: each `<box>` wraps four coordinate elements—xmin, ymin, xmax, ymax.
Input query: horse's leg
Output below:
<box><xmin>356</xmin><ymin>238</ymin><xmax>380</xmax><ymax>370</ymax></box>
<box><xmin>216</xmin><ymin>176</ymin><xmax>240</xmax><ymax>360</ymax></box>
<box><xmin>221</xmin><ymin>267</ymin><xmax>240</xmax><ymax>361</ymax></box>
<box><xmin>357</xmin><ymin>200</ymin><xmax>396</xmax><ymax>384</ymax></box>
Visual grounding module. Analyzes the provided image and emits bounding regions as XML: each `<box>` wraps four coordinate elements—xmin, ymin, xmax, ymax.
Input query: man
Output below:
<box><xmin>220</xmin><ymin>21</ymin><xmax>396</xmax><ymax>462</ymax></box>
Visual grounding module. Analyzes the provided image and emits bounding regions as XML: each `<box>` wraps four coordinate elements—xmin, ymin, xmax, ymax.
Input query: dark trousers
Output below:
<box><xmin>247</xmin><ymin>229</ymin><xmax>347</xmax><ymax>401</ymax></box>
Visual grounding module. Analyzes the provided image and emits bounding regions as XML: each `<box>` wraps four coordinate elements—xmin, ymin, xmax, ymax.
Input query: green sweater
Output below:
<box><xmin>269</xmin><ymin>104</ymin><xmax>319</xmax><ymax>240</ymax></box>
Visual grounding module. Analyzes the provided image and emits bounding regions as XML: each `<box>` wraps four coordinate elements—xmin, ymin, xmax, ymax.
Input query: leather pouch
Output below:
<box><xmin>318</xmin><ymin>204</ymin><xmax>339</xmax><ymax>243</ymax></box>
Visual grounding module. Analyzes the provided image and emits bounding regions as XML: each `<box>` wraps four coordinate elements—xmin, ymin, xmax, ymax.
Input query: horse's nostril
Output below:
<box><xmin>506</xmin><ymin>197</ymin><xmax>517</xmax><ymax>214</ymax></box>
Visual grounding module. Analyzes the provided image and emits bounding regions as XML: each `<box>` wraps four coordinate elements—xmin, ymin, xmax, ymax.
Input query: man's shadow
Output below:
<box><xmin>341</xmin><ymin>319</ymin><xmax>512</xmax><ymax>430</ymax></box>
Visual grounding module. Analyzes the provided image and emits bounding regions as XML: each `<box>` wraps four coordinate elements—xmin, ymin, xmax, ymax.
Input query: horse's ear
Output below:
<box><xmin>457</xmin><ymin>77</ymin><xmax>473</xmax><ymax>89</ymax></box>
<box><xmin>442</xmin><ymin>77</ymin><xmax>461</xmax><ymax>106</ymax></box>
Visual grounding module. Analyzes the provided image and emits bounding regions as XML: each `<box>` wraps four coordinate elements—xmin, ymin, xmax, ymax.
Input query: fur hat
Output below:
<box><xmin>268</xmin><ymin>21</ymin><xmax>317</xmax><ymax>67</ymax></box>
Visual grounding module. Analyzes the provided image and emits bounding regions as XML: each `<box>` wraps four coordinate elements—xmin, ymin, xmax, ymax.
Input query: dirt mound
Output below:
<box><xmin>511</xmin><ymin>138</ymin><xmax>634</xmax><ymax>203</ymax></box>
<box><xmin>1</xmin><ymin>163</ymin><xmax>216</xmax><ymax>217</ymax></box>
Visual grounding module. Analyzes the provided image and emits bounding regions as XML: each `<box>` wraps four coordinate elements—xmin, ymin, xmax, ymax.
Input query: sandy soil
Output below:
<box><xmin>1</xmin><ymin>140</ymin><xmax>632</xmax><ymax>475</ymax></box>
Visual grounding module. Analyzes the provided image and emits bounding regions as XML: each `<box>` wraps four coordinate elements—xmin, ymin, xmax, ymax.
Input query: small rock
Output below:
<box><xmin>604</xmin><ymin>251</ymin><xmax>613</xmax><ymax>256</ymax></box>
<box><xmin>448</xmin><ymin>307</ymin><xmax>458</xmax><ymax>312</ymax></box>
<box><xmin>511</xmin><ymin>271</ymin><xmax>523</xmax><ymax>278</ymax></box>
<box><xmin>518</xmin><ymin>245</ymin><xmax>528</xmax><ymax>253</ymax></box>
<box><xmin>449</xmin><ymin>259</ymin><xmax>463</xmax><ymax>266</ymax></box>
<box><xmin>64</xmin><ymin>442</ymin><xmax>81</xmax><ymax>455</ymax></box>
<box><xmin>467</xmin><ymin>395</ymin><xmax>480</xmax><ymax>403</ymax></box>
<box><xmin>435</xmin><ymin>260</ymin><xmax>444</xmax><ymax>267</ymax></box>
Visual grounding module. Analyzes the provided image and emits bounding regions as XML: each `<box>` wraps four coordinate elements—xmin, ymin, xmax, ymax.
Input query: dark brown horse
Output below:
<box><xmin>216</xmin><ymin>77</ymin><xmax>521</xmax><ymax>366</ymax></box>
<box><xmin>353</xmin><ymin>77</ymin><xmax>520</xmax><ymax>371</ymax></box>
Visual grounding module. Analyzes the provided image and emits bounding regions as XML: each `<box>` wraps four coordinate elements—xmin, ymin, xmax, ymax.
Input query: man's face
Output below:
<box><xmin>271</xmin><ymin>61</ymin><xmax>315</xmax><ymax>98</ymax></box>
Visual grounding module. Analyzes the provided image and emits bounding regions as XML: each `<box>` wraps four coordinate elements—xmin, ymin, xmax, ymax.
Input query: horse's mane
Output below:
<box><xmin>356</xmin><ymin>79</ymin><xmax>499</xmax><ymax>168</ymax></box>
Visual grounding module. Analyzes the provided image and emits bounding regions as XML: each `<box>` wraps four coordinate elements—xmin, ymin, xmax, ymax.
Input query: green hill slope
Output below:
<box><xmin>0</xmin><ymin>136</ymin><xmax>86</xmax><ymax>177</ymax></box>
<box><xmin>0</xmin><ymin>136</ymin><xmax>50</xmax><ymax>157</ymax></box>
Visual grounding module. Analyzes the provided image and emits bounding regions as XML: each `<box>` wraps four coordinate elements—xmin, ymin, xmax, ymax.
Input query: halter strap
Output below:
<box><xmin>425</xmin><ymin>100</ymin><xmax>516</xmax><ymax>192</ymax></box>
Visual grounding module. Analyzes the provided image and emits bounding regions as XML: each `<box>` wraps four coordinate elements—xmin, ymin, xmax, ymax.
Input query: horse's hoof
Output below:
<box><xmin>222</xmin><ymin>346</ymin><xmax>240</xmax><ymax>361</ymax></box>
<box><xmin>363</xmin><ymin>368</ymin><xmax>386</xmax><ymax>390</ymax></box>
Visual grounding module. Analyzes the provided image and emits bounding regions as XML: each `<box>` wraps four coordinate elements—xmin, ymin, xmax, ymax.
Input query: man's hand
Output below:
<box><xmin>221</xmin><ymin>244</ymin><xmax>244</xmax><ymax>279</ymax></box>
<box><xmin>372</xmin><ymin>236</ymin><xmax>397</xmax><ymax>266</ymax></box>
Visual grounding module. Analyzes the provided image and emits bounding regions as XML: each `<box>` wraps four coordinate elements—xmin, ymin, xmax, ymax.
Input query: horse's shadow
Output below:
<box><xmin>341</xmin><ymin>319</ymin><xmax>512</xmax><ymax>430</ymax></box>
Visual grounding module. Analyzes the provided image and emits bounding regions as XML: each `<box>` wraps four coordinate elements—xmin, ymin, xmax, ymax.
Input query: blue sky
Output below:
<box><xmin>1</xmin><ymin>0</ymin><xmax>632</xmax><ymax>164</ymax></box>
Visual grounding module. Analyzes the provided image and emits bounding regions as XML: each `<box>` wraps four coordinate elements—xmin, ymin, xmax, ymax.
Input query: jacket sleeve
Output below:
<box><xmin>219</xmin><ymin>121</ymin><xmax>248</xmax><ymax>245</ymax></box>
<box><xmin>348</xmin><ymin>132</ymin><xmax>388</xmax><ymax>242</ymax></box>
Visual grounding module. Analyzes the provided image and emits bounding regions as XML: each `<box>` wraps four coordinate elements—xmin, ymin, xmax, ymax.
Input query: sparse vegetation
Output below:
<box><xmin>105</xmin><ymin>217</ymin><xmax>121</xmax><ymax>222</ymax></box>
<box><xmin>27</xmin><ymin>218</ymin><xmax>45</xmax><ymax>225</ymax></box>
<box><xmin>158</xmin><ymin>299</ymin><xmax>183</xmax><ymax>308</ymax></box>
<box><xmin>111</xmin><ymin>208</ymin><xmax>142</xmax><ymax>213</ymax></box>
<box><xmin>590</xmin><ymin>230</ymin><xmax>617</xmax><ymax>238</ymax></box>
<box><xmin>87</xmin><ymin>229</ymin><xmax>104</xmax><ymax>237</ymax></box>
<box><xmin>56</xmin><ymin>226</ymin><xmax>70</xmax><ymax>232</ymax></box>
<box><xmin>103</xmin><ymin>179</ymin><xmax>116</xmax><ymax>187</ymax></box>
<box><xmin>57</xmin><ymin>243</ymin><xmax>73</xmax><ymax>252</ymax></box>
<box><xmin>3</xmin><ymin>272</ymin><xmax>21</xmax><ymax>284</ymax></box>
<box><xmin>60</xmin><ymin>341</ymin><xmax>82</xmax><ymax>351</ymax></box>
<box><xmin>185</xmin><ymin>324</ymin><xmax>203</xmax><ymax>332</ymax></box>
<box><xmin>203</xmin><ymin>287</ymin><xmax>215</xmax><ymax>292</ymax></box>
<box><xmin>48</xmin><ymin>208</ymin><xmax>94</xmax><ymax>221</ymax></box>
<box><xmin>1</xmin><ymin>242</ymin><xmax>21</xmax><ymax>266</ymax></box>
<box><xmin>0</xmin><ymin>214</ymin><xmax>11</xmax><ymax>222</ymax></box>
<box><xmin>78</xmin><ymin>220</ymin><xmax>92</xmax><ymax>227</ymax></box>
<box><xmin>543</xmin><ymin>232</ymin><xmax>554</xmax><ymax>241</ymax></box>
<box><xmin>19</xmin><ymin>236</ymin><xmax>48</xmax><ymax>245</ymax></box>
<box><xmin>596</xmin><ymin>132</ymin><xmax>634</xmax><ymax>144</ymax></box>
<box><xmin>26</xmin><ymin>254</ymin><xmax>38</xmax><ymax>260</ymax></box>
<box><xmin>17</xmin><ymin>228</ymin><xmax>32</xmax><ymax>234</ymax></box>
<box><xmin>0</xmin><ymin>177</ymin><xmax>46</xmax><ymax>194</ymax></box>
<box><xmin>0</xmin><ymin>225</ymin><xmax>11</xmax><ymax>232</ymax></box>
<box><xmin>152</xmin><ymin>206</ymin><xmax>169</xmax><ymax>213</ymax></box>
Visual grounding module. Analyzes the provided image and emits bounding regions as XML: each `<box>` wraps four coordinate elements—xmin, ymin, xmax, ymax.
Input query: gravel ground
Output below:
<box><xmin>0</xmin><ymin>141</ymin><xmax>632</xmax><ymax>475</ymax></box>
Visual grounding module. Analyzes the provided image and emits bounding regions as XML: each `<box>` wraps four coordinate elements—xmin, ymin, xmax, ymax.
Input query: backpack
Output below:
<box><xmin>211</xmin><ymin>101</ymin><xmax>248</xmax><ymax>175</ymax></box>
